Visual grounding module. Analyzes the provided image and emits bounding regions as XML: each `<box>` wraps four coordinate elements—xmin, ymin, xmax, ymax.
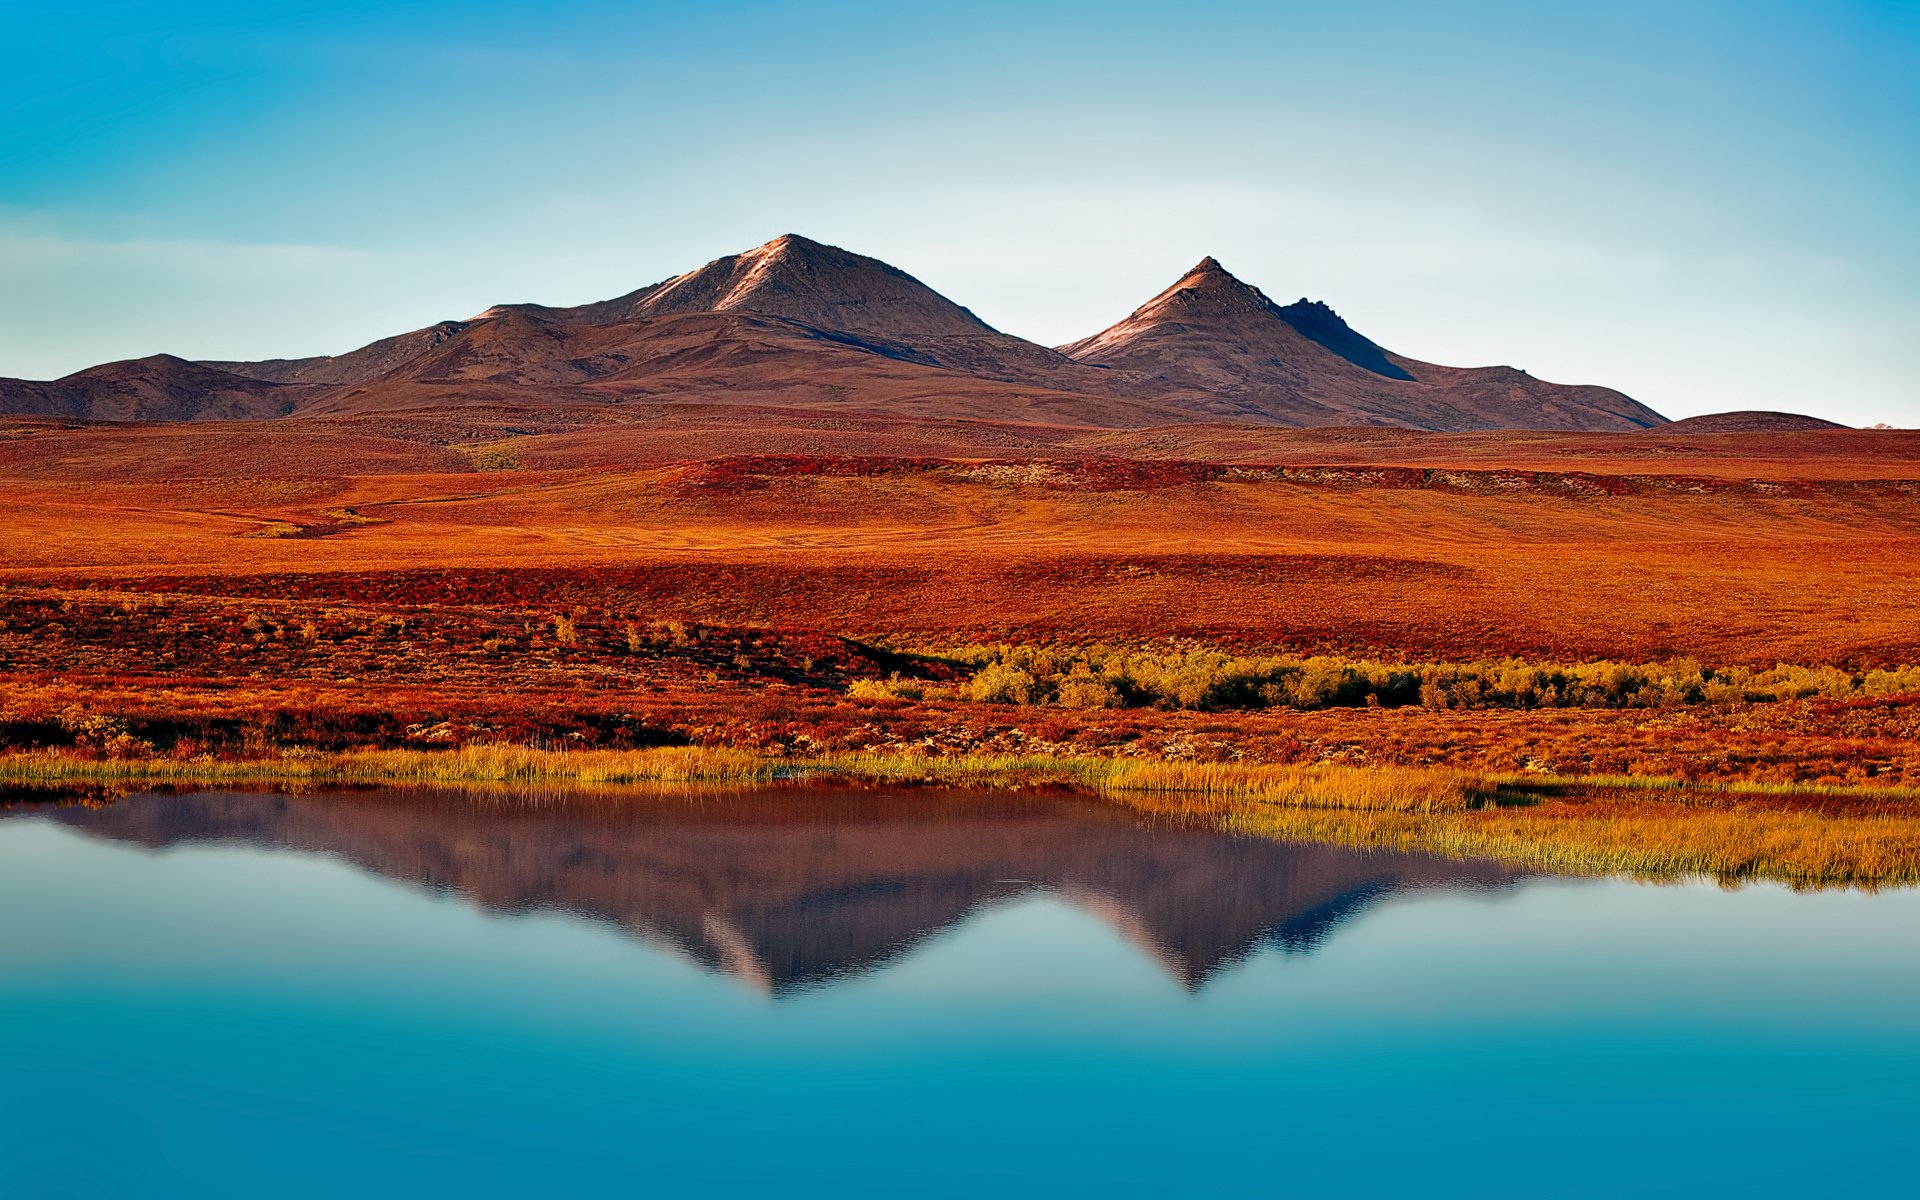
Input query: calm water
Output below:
<box><xmin>2</xmin><ymin>786</ymin><xmax>1917</xmax><ymax>1198</ymax></box>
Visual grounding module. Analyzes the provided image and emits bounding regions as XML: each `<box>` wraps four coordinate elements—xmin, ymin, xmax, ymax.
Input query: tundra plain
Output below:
<box><xmin>5</xmin><ymin>407</ymin><xmax>1920</xmax><ymax>883</ymax></box>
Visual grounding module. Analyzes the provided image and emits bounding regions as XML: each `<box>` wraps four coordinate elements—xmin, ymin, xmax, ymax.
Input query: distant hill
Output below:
<box><xmin>0</xmin><ymin>354</ymin><xmax>300</xmax><ymax>421</ymax></box>
<box><xmin>1</xmin><ymin>234</ymin><xmax>1667</xmax><ymax>432</ymax></box>
<box><xmin>1661</xmin><ymin>410</ymin><xmax>1846</xmax><ymax>433</ymax></box>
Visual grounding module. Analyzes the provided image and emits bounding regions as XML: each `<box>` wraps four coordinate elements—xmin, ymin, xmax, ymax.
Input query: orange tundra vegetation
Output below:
<box><xmin>2</xmin><ymin>409</ymin><xmax>1918</xmax><ymax>882</ymax></box>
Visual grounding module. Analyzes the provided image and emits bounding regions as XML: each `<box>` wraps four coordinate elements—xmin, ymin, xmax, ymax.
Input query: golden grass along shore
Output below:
<box><xmin>0</xmin><ymin>744</ymin><xmax>1480</xmax><ymax>807</ymax></box>
<box><xmin>2</xmin><ymin>744</ymin><xmax>1915</xmax><ymax>887</ymax></box>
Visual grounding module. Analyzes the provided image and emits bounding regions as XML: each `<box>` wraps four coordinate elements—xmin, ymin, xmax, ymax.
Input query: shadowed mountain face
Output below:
<box><xmin>7</xmin><ymin>786</ymin><xmax>1527</xmax><ymax>993</ymax></box>
<box><xmin>0</xmin><ymin>234</ymin><xmax>1664</xmax><ymax>431</ymax></box>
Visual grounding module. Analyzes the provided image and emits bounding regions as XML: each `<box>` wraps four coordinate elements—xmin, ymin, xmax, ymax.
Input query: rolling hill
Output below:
<box><xmin>0</xmin><ymin>354</ymin><xmax>304</xmax><ymax>422</ymax></box>
<box><xmin>1662</xmin><ymin>410</ymin><xmax>1847</xmax><ymax>433</ymax></box>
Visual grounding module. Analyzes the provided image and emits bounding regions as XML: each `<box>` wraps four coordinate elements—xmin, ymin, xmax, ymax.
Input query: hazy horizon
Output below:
<box><xmin>4</xmin><ymin>0</ymin><xmax>1916</xmax><ymax>425</ymax></box>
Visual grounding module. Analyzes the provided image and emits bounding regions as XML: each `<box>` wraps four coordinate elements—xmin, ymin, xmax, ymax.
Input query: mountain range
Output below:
<box><xmin>0</xmin><ymin>233</ymin><xmax>1667</xmax><ymax>432</ymax></box>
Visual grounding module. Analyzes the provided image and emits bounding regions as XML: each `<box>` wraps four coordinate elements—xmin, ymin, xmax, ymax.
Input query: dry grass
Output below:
<box><xmin>1223</xmin><ymin>798</ymin><xmax>1920</xmax><ymax>889</ymax></box>
<box><xmin>0</xmin><ymin>745</ymin><xmax>1468</xmax><ymax>807</ymax></box>
<box><xmin>0</xmin><ymin>744</ymin><xmax>772</xmax><ymax>787</ymax></box>
<box><xmin>5</xmin><ymin>744</ymin><xmax>1914</xmax><ymax>885</ymax></box>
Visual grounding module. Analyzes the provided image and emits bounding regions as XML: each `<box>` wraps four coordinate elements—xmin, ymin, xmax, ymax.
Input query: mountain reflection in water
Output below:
<box><xmin>7</xmin><ymin>786</ymin><xmax>1528</xmax><ymax>993</ymax></box>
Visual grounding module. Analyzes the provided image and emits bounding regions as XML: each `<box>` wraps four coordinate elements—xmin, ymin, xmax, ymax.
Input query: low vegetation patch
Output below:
<box><xmin>879</xmin><ymin>643</ymin><xmax>1920</xmax><ymax>712</ymax></box>
<box><xmin>452</xmin><ymin>439</ymin><xmax>524</xmax><ymax>471</ymax></box>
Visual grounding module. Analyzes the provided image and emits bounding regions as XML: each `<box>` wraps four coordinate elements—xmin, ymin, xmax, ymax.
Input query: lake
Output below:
<box><xmin>2</xmin><ymin>785</ymin><xmax>1917</xmax><ymax>1197</ymax></box>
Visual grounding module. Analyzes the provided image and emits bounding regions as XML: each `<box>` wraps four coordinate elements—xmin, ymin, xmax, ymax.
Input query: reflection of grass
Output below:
<box><xmin>1</xmin><ymin>746</ymin><xmax>1914</xmax><ymax>886</ymax></box>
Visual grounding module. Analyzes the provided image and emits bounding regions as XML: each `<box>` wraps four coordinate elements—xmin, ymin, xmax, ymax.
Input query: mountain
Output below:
<box><xmin>1</xmin><ymin>235</ymin><xmax>1668</xmax><ymax>431</ymax></box>
<box><xmin>1058</xmin><ymin>257</ymin><xmax>1666</xmax><ymax>432</ymax></box>
<box><xmin>517</xmin><ymin>232</ymin><xmax>1000</xmax><ymax>340</ymax></box>
<box><xmin>215</xmin><ymin>234</ymin><xmax>1158</xmax><ymax>424</ymax></box>
<box><xmin>289</xmin><ymin>307</ymin><xmax>1172</xmax><ymax>426</ymax></box>
<box><xmin>0</xmin><ymin>354</ymin><xmax>301</xmax><ymax>421</ymax></box>
<box><xmin>225</xmin><ymin>235</ymin><xmax>1113</xmax><ymax>399</ymax></box>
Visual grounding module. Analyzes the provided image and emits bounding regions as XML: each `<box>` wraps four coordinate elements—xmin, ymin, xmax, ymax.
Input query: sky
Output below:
<box><xmin>2</xmin><ymin>0</ymin><xmax>1916</xmax><ymax>425</ymax></box>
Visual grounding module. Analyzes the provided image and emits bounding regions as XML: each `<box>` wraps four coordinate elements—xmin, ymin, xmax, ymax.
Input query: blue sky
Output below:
<box><xmin>2</xmin><ymin>0</ymin><xmax>1916</xmax><ymax>424</ymax></box>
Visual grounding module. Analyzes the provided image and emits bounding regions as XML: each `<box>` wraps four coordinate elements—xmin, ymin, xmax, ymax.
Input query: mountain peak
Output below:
<box><xmin>1057</xmin><ymin>257</ymin><xmax>1426</xmax><ymax>396</ymax></box>
<box><xmin>1122</xmin><ymin>255</ymin><xmax>1277</xmax><ymax>326</ymax></box>
<box><xmin>760</xmin><ymin>232</ymin><xmax>822</xmax><ymax>254</ymax></box>
<box><xmin>734</xmin><ymin>233</ymin><xmax>816</xmax><ymax>269</ymax></box>
<box><xmin>1174</xmin><ymin>255</ymin><xmax>1249</xmax><ymax>291</ymax></box>
<box><xmin>589</xmin><ymin>234</ymin><xmax>997</xmax><ymax>341</ymax></box>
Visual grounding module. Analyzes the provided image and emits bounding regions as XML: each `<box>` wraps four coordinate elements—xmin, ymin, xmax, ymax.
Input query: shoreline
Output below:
<box><xmin>4</xmin><ymin>744</ymin><xmax>1916</xmax><ymax>888</ymax></box>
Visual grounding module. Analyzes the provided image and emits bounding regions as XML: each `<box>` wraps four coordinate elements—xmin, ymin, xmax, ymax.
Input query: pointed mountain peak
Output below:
<box><xmin>1058</xmin><ymin>258</ymin><xmax>1420</xmax><ymax>385</ymax></box>
<box><xmin>735</xmin><ymin>233</ymin><xmax>811</xmax><ymax>267</ymax></box>
<box><xmin>759</xmin><ymin>232</ymin><xmax>823</xmax><ymax>254</ymax></box>
<box><xmin>740</xmin><ymin>232</ymin><xmax>913</xmax><ymax>275</ymax></box>
<box><xmin>1171</xmin><ymin>256</ymin><xmax>1253</xmax><ymax>294</ymax></box>
<box><xmin>606</xmin><ymin>234</ymin><xmax>996</xmax><ymax>340</ymax></box>
<box><xmin>1123</xmin><ymin>255</ymin><xmax>1277</xmax><ymax>325</ymax></box>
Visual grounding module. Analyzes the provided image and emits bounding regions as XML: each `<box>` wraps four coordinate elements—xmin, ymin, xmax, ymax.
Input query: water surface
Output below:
<box><xmin>2</xmin><ymin>786</ymin><xmax>1916</xmax><ymax>1196</ymax></box>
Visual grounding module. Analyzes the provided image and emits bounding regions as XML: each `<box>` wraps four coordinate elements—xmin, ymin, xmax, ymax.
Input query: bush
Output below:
<box><xmin>921</xmin><ymin>642</ymin><xmax>1920</xmax><ymax>715</ymax></box>
<box><xmin>848</xmin><ymin>677</ymin><xmax>926</xmax><ymax>702</ymax></box>
<box><xmin>1056</xmin><ymin>670</ymin><xmax>1121</xmax><ymax>709</ymax></box>
<box><xmin>967</xmin><ymin>663</ymin><xmax>1038</xmax><ymax>705</ymax></box>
